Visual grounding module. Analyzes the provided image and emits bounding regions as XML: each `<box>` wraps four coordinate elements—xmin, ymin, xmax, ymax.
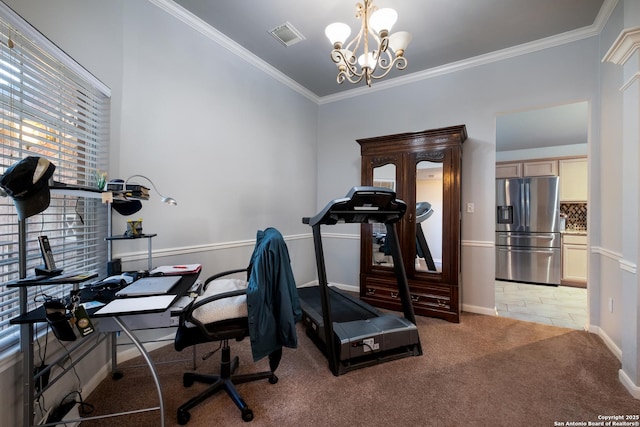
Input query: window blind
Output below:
<box><xmin>0</xmin><ymin>4</ymin><xmax>110</xmax><ymax>355</ymax></box>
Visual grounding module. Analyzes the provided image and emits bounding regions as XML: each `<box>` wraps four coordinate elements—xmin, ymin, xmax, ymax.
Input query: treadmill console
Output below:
<box><xmin>303</xmin><ymin>186</ymin><xmax>407</xmax><ymax>227</ymax></box>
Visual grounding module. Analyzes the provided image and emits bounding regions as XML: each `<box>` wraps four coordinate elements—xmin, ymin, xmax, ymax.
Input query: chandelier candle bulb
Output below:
<box><xmin>389</xmin><ymin>31</ymin><xmax>412</xmax><ymax>56</ymax></box>
<box><xmin>325</xmin><ymin>23</ymin><xmax>351</xmax><ymax>47</ymax></box>
<box><xmin>368</xmin><ymin>8</ymin><xmax>397</xmax><ymax>35</ymax></box>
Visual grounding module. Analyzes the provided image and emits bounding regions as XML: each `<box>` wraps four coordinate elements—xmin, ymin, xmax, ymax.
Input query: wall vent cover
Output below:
<box><xmin>269</xmin><ymin>22</ymin><xmax>305</xmax><ymax>47</ymax></box>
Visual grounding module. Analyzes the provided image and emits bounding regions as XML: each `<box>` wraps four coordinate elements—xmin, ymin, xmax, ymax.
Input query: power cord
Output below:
<box><xmin>58</xmin><ymin>341</ymin><xmax>83</xmax><ymax>391</ymax></box>
<box><xmin>46</xmin><ymin>390</ymin><xmax>94</xmax><ymax>423</ymax></box>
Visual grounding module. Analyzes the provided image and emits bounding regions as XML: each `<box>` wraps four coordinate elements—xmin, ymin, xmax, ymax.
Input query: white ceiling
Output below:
<box><xmin>171</xmin><ymin>0</ymin><xmax>606</xmax><ymax>98</ymax></box>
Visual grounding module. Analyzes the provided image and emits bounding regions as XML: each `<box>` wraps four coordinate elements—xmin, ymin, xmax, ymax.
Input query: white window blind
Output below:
<box><xmin>0</xmin><ymin>4</ymin><xmax>110</xmax><ymax>355</ymax></box>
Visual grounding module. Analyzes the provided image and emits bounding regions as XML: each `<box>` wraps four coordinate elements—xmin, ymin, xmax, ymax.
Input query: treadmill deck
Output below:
<box><xmin>298</xmin><ymin>286</ymin><xmax>420</xmax><ymax>362</ymax></box>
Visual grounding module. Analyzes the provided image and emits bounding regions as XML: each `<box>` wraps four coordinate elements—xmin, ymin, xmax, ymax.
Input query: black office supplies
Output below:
<box><xmin>43</xmin><ymin>300</ymin><xmax>76</xmax><ymax>342</ymax></box>
<box><xmin>36</xmin><ymin>235</ymin><xmax>63</xmax><ymax>276</ymax></box>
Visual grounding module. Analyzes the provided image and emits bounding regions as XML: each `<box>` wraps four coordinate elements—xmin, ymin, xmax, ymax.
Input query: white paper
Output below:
<box><xmin>93</xmin><ymin>295</ymin><xmax>176</xmax><ymax>316</ymax></box>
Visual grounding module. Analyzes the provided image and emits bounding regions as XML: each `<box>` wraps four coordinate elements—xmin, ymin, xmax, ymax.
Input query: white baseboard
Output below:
<box><xmin>296</xmin><ymin>280</ymin><xmax>359</xmax><ymax>293</ymax></box>
<box><xmin>587</xmin><ymin>325</ymin><xmax>640</xmax><ymax>400</ymax></box>
<box><xmin>330</xmin><ymin>283</ymin><xmax>359</xmax><ymax>293</ymax></box>
<box><xmin>463</xmin><ymin>304</ymin><xmax>498</xmax><ymax>317</ymax></box>
<box><xmin>619</xmin><ymin>369</ymin><xmax>640</xmax><ymax>399</ymax></box>
<box><xmin>590</xmin><ymin>325</ymin><xmax>622</xmax><ymax>361</ymax></box>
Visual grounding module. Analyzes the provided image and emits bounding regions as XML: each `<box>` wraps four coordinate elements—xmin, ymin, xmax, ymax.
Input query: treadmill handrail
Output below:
<box><xmin>303</xmin><ymin>186</ymin><xmax>407</xmax><ymax>227</ymax></box>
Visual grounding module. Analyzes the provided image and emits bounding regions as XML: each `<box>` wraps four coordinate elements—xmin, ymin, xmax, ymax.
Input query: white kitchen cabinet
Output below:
<box><xmin>496</xmin><ymin>159</ymin><xmax>558</xmax><ymax>178</ymax></box>
<box><xmin>562</xmin><ymin>233</ymin><xmax>587</xmax><ymax>286</ymax></box>
<box><xmin>522</xmin><ymin>159</ymin><xmax>558</xmax><ymax>177</ymax></box>
<box><xmin>496</xmin><ymin>162</ymin><xmax>522</xmax><ymax>178</ymax></box>
<box><xmin>559</xmin><ymin>157</ymin><xmax>587</xmax><ymax>202</ymax></box>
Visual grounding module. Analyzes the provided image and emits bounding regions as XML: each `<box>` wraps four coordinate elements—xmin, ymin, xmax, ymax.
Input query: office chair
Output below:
<box><xmin>174</xmin><ymin>228</ymin><xmax>301</xmax><ymax>424</ymax></box>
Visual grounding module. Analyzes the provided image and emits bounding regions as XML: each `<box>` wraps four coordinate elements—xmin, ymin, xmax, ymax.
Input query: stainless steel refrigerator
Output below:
<box><xmin>495</xmin><ymin>176</ymin><xmax>561</xmax><ymax>285</ymax></box>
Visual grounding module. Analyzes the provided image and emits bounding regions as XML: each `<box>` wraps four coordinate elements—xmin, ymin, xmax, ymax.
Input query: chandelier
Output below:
<box><xmin>324</xmin><ymin>0</ymin><xmax>412</xmax><ymax>87</ymax></box>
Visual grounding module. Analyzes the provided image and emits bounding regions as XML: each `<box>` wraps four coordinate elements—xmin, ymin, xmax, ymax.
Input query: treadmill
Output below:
<box><xmin>415</xmin><ymin>201</ymin><xmax>437</xmax><ymax>271</ymax></box>
<box><xmin>299</xmin><ymin>186</ymin><xmax>422</xmax><ymax>376</ymax></box>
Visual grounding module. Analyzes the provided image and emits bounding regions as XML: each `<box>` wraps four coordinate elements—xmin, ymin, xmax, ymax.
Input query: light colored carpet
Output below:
<box><xmin>80</xmin><ymin>312</ymin><xmax>639</xmax><ymax>427</ymax></box>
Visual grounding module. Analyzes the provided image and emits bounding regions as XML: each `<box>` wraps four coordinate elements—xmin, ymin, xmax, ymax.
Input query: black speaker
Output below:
<box><xmin>107</xmin><ymin>258</ymin><xmax>122</xmax><ymax>275</ymax></box>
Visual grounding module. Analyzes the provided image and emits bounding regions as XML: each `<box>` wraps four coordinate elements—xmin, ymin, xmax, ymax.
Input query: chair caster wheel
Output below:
<box><xmin>183</xmin><ymin>374</ymin><xmax>194</xmax><ymax>387</ymax></box>
<box><xmin>269</xmin><ymin>374</ymin><xmax>278</xmax><ymax>384</ymax></box>
<box><xmin>177</xmin><ymin>409</ymin><xmax>191</xmax><ymax>425</ymax></box>
<box><xmin>111</xmin><ymin>371</ymin><xmax>123</xmax><ymax>380</ymax></box>
<box><xmin>241</xmin><ymin>408</ymin><xmax>254</xmax><ymax>422</ymax></box>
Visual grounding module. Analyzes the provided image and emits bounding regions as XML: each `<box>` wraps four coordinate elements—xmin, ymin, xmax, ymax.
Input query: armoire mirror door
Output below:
<box><xmin>357</xmin><ymin>125</ymin><xmax>467</xmax><ymax>323</ymax></box>
<box><xmin>360</xmin><ymin>153</ymin><xmax>402</xmax><ymax>281</ymax></box>
<box><xmin>372</xmin><ymin>162</ymin><xmax>397</xmax><ymax>268</ymax></box>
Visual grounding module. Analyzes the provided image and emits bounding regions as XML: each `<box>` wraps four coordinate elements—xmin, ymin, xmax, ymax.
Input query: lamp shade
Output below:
<box><xmin>389</xmin><ymin>31</ymin><xmax>412</xmax><ymax>53</ymax></box>
<box><xmin>358</xmin><ymin>51</ymin><xmax>377</xmax><ymax>70</ymax></box>
<box><xmin>369</xmin><ymin>8</ymin><xmax>397</xmax><ymax>34</ymax></box>
<box><xmin>325</xmin><ymin>22</ymin><xmax>351</xmax><ymax>45</ymax></box>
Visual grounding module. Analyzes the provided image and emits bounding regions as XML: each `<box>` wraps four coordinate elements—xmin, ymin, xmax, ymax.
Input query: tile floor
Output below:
<box><xmin>495</xmin><ymin>280</ymin><xmax>588</xmax><ymax>330</ymax></box>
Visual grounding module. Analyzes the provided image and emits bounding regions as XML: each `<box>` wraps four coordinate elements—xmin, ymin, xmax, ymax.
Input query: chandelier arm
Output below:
<box><xmin>340</xmin><ymin>69</ymin><xmax>366</xmax><ymax>85</ymax></box>
<box><xmin>394</xmin><ymin>56</ymin><xmax>408</xmax><ymax>71</ymax></box>
<box><xmin>373</xmin><ymin>46</ymin><xmax>393</xmax><ymax>71</ymax></box>
<box><xmin>369</xmin><ymin>56</ymin><xmax>408</xmax><ymax>81</ymax></box>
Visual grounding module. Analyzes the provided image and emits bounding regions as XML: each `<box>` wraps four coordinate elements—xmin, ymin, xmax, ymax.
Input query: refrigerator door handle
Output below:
<box><xmin>524</xmin><ymin>180</ymin><xmax>530</xmax><ymax>228</ymax></box>
<box><xmin>496</xmin><ymin>248</ymin><xmax>557</xmax><ymax>254</ymax></box>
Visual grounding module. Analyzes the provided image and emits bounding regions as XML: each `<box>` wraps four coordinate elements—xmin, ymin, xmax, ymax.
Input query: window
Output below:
<box><xmin>0</xmin><ymin>4</ymin><xmax>110</xmax><ymax>355</ymax></box>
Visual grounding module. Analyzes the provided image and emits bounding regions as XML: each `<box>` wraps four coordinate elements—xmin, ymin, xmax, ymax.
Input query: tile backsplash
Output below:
<box><xmin>560</xmin><ymin>203</ymin><xmax>587</xmax><ymax>231</ymax></box>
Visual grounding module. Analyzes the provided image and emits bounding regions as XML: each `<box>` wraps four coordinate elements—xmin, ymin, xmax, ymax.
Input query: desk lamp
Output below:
<box><xmin>124</xmin><ymin>174</ymin><xmax>177</xmax><ymax>206</ymax></box>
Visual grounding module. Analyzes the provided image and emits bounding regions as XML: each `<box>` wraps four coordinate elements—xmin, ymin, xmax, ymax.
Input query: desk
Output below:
<box><xmin>10</xmin><ymin>272</ymin><xmax>200</xmax><ymax>427</ymax></box>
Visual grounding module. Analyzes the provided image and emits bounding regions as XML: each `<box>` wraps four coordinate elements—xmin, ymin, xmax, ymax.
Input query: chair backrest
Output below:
<box><xmin>175</xmin><ymin>228</ymin><xmax>301</xmax><ymax>356</ymax></box>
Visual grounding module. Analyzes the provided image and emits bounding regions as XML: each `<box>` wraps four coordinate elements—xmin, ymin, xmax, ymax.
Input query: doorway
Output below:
<box><xmin>495</xmin><ymin>101</ymin><xmax>589</xmax><ymax>330</ymax></box>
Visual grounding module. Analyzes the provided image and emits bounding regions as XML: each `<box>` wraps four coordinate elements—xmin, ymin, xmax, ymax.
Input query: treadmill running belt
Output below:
<box><xmin>297</xmin><ymin>286</ymin><xmax>379</xmax><ymax>323</ymax></box>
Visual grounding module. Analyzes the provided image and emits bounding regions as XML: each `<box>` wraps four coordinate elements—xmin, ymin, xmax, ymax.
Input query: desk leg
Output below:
<box><xmin>147</xmin><ymin>237</ymin><xmax>153</xmax><ymax>271</ymax></box>
<box><xmin>21</xmin><ymin>322</ymin><xmax>34</xmax><ymax>427</ymax></box>
<box><xmin>110</xmin><ymin>332</ymin><xmax>123</xmax><ymax>379</ymax></box>
<box><xmin>112</xmin><ymin>316</ymin><xmax>164</xmax><ymax>427</ymax></box>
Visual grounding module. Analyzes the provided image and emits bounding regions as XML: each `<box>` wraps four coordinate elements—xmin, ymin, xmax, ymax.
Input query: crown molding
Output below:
<box><xmin>603</xmin><ymin>27</ymin><xmax>640</xmax><ymax>65</ymax></box>
<box><xmin>151</xmin><ymin>0</ymin><xmax>615</xmax><ymax>106</ymax></box>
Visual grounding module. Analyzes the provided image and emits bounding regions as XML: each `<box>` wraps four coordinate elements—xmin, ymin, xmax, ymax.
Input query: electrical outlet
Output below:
<box><xmin>609</xmin><ymin>298</ymin><xmax>613</xmax><ymax>313</ymax></box>
<box><xmin>466</xmin><ymin>202</ymin><xmax>474</xmax><ymax>213</ymax></box>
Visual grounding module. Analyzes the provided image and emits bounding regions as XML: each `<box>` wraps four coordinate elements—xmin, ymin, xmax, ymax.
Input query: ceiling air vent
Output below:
<box><xmin>269</xmin><ymin>22</ymin><xmax>305</xmax><ymax>47</ymax></box>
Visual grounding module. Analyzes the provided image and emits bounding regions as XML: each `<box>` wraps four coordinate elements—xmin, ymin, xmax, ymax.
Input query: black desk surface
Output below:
<box><xmin>10</xmin><ymin>273</ymin><xmax>199</xmax><ymax>325</ymax></box>
<box><xmin>6</xmin><ymin>271</ymin><xmax>99</xmax><ymax>288</ymax></box>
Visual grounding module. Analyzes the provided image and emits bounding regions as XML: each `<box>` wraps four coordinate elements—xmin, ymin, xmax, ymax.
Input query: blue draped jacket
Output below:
<box><xmin>246</xmin><ymin>228</ymin><xmax>302</xmax><ymax>361</ymax></box>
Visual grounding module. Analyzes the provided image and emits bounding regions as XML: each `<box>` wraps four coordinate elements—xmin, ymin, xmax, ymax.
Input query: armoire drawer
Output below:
<box><xmin>361</xmin><ymin>281</ymin><xmax>452</xmax><ymax>312</ymax></box>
